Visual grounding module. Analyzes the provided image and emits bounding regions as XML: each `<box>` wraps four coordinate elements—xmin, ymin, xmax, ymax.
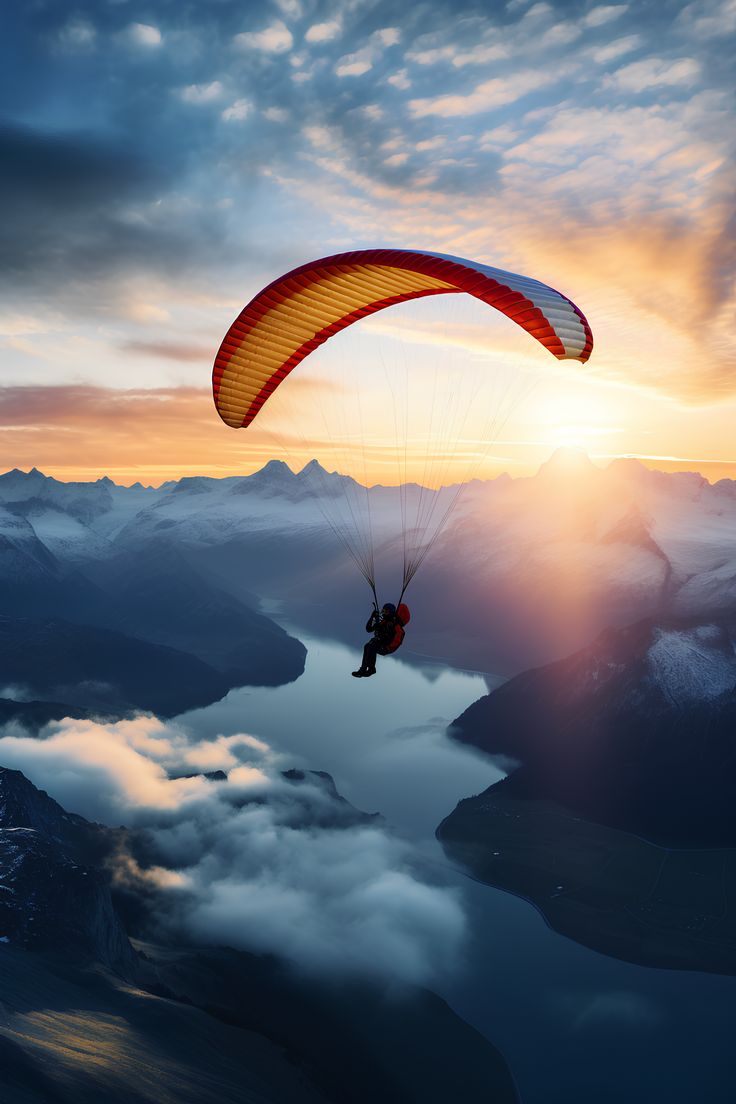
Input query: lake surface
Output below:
<box><xmin>178</xmin><ymin>631</ymin><xmax>736</xmax><ymax>1104</ymax></box>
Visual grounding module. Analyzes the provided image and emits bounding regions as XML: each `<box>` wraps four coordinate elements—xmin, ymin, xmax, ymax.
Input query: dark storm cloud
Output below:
<box><xmin>0</xmin><ymin>121</ymin><xmax>163</xmax><ymax>278</ymax></box>
<box><xmin>1</xmin><ymin>5</ymin><xmax>301</xmax><ymax>305</ymax></box>
<box><xmin>1</xmin><ymin>120</ymin><xmax>151</xmax><ymax>207</ymax></box>
<box><xmin>0</xmin><ymin>116</ymin><xmax>244</xmax><ymax>311</ymax></box>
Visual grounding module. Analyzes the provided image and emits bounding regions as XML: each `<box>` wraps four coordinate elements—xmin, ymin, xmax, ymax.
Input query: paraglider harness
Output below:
<box><xmin>368</xmin><ymin>602</ymin><xmax>411</xmax><ymax>655</ymax></box>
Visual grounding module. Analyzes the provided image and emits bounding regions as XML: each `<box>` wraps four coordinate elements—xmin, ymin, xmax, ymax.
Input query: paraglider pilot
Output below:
<box><xmin>352</xmin><ymin>602</ymin><xmax>409</xmax><ymax>678</ymax></box>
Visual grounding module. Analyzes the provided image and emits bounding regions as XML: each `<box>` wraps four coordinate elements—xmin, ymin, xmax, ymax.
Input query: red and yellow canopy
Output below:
<box><xmin>213</xmin><ymin>248</ymin><xmax>593</xmax><ymax>430</ymax></box>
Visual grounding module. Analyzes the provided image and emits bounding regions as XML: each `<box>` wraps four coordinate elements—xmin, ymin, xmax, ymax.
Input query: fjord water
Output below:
<box><xmin>178</xmin><ymin>631</ymin><xmax>736</xmax><ymax>1104</ymax></box>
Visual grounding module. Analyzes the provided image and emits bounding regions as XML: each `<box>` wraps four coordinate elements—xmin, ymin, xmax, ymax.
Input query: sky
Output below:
<box><xmin>1</xmin><ymin>0</ymin><xmax>735</xmax><ymax>485</ymax></box>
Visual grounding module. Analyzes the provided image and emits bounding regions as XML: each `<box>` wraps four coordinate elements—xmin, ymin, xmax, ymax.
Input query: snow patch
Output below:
<box><xmin>647</xmin><ymin>627</ymin><xmax>736</xmax><ymax>705</ymax></box>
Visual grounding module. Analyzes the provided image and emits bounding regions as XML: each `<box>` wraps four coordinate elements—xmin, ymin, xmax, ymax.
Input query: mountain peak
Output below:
<box><xmin>299</xmin><ymin>458</ymin><xmax>331</xmax><ymax>477</ymax></box>
<box><xmin>537</xmin><ymin>447</ymin><xmax>597</xmax><ymax>475</ymax></box>
<box><xmin>228</xmin><ymin>459</ymin><xmax>299</xmax><ymax>498</ymax></box>
<box><xmin>257</xmin><ymin>459</ymin><xmax>294</xmax><ymax>476</ymax></box>
<box><xmin>534</xmin><ymin>448</ymin><xmax>600</xmax><ymax>487</ymax></box>
<box><xmin>607</xmin><ymin>456</ymin><xmax>649</xmax><ymax>477</ymax></box>
<box><xmin>0</xmin><ymin>467</ymin><xmax>50</xmax><ymax>498</ymax></box>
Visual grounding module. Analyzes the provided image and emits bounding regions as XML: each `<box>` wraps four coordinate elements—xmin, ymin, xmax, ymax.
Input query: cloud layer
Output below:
<box><xmin>0</xmin><ymin>715</ymin><xmax>465</xmax><ymax>982</ymax></box>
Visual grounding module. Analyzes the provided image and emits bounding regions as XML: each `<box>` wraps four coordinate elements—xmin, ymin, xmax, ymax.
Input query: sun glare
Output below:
<box><xmin>530</xmin><ymin>386</ymin><xmax>623</xmax><ymax>451</ymax></box>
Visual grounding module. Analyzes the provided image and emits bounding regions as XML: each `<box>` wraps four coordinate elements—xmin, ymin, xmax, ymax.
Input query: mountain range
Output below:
<box><xmin>4</xmin><ymin>451</ymin><xmax>736</xmax><ymax>687</ymax></box>
<box><xmin>0</xmin><ymin>465</ymin><xmax>310</xmax><ymax>716</ymax></box>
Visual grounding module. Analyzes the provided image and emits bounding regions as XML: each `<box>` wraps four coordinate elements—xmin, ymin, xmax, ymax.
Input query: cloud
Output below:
<box><xmin>234</xmin><ymin>20</ymin><xmax>293</xmax><ymax>54</ymax></box>
<box><xmin>280</xmin><ymin>68</ymin><xmax>734</xmax><ymax>404</ymax></box>
<box><xmin>539</xmin><ymin>21</ymin><xmax>582</xmax><ymax>47</ymax></box>
<box><xmin>222</xmin><ymin>98</ymin><xmax>252</xmax><ymax>121</ymax></box>
<box><xmin>56</xmin><ymin>19</ymin><xmax>97</xmax><ymax>51</ymax></box>
<box><xmin>374</xmin><ymin>27</ymin><xmax>401</xmax><ymax>47</ymax></box>
<box><xmin>0</xmin><ymin>716</ymin><xmax>466</xmax><ymax>982</ymax></box>
<box><xmin>0</xmin><ymin>119</ymin><xmax>183</xmax><ymax>297</ymax></box>
<box><xmin>127</xmin><ymin>23</ymin><xmax>162</xmax><ymax>49</ymax></box>
<box><xmin>0</xmin><ymin>108</ymin><xmax>250</xmax><ymax>319</ymax></box>
<box><xmin>605</xmin><ymin>56</ymin><xmax>700</xmax><ymax>92</ymax></box>
<box><xmin>0</xmin><ymin>717</ymin><xmax>204</xmax><ymax>820</ymax></box>
<box><xmin>120</xmin><ymin>341</ymin><xmax>212</xmax><ymax>363</ymax></box>
<box><xmin>335</xmin><ymin>47</ymin><xmax>373</xmax><ymax>77</ymax></box>
<box><xmin>405</xmin><ymin>9</ymin><xmax>580</xmax><ymax>70</ymax></box>
<box><xmin>451</xmin><ymin>43</ymin><xmax>509</xmax><ymax>67</ymax></box>
<box><xmin>384</xmin><ymin>152</ymin><xmax>409</xmax><ymax>167</ymax></box>
<box><xmin>387</xmin><ymin>69</ymin><xmax>411</xmax><ymax>89</ymax></box>
<box><xmin>305</xmin><ymin>19</ymin><xmax>342</xmax><ymax>44</ymax></box>
<box><xmin>504</xmin><ymin>102</ymin><xmax>692</xmax><ymax>170</ymax></box>
<box><xmin>675</xmin><ymin>0</ymin><xmax>736</xmax><ymax>39</ymax></box>
<box><xmin>409</xmin><ymin>70</ymin><xmax>560</xmax><ymax>118</ymax></box>
<box><xmin>0</xmin><ymin>385</ymin><xmax>223</xmax><ymax>483</ymax></box>
<box><xmin>179</xmin><ymin>81</ymin><xmax>225</xmax><ymax>104</ymax></box>
<box><xmin>479</xmin><ymin>124</ymin><xmax>520</xmax><ymax>150</ymax></box>
<box><xmin>274</xmin><ymin>0</ymin><xmax>303</xmax><ymax>17</ymax></box>
<box><xmin>591</xmin><ymin>34</ymin><xmax>641</xmax><ymax>63</ymax></box>
<box><xmin>406</xmin><ymin>44</ymin><xmax>457</xmax><ymax>66</ymax></box>
<box><xmin>335</xmin><ymin>26</ymin><xmax>400</xmax><ymax>77</ymax></box>
<box><xmin>0</xmin><ymin>380</ymin><xmax>405</xmax><ymax>484</ymax></box>
<box><xmin>583</xmin><ymin>4</ymin><xmax>629</xmax><ymax>27</ymax></box>
<box><xmin>4</xmin><ymin>0</ymin><xmax>735</xmax><ymax>447</ymax></box>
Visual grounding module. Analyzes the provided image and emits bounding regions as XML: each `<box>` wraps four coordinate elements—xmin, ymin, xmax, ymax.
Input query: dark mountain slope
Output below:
<box><xmin>141</xmin><ymin>941</ymin><xmax>519</xmax><ymax>1104</ymax></box>
<box><xmin>449</xmin><ymin>618</ymin><xmax>736</xmax><ymax>844</ymax></box>
<box><xmin>0</xmin><ymin>615</ymin><xmax>230</xmax><ymax>716</ymax></box>
<box><xmin>438</xmin><ymin>619</ymin><xmax>736</xmax><ymax>972</ymax></box>
<box><xmin>86</xmin><ymin>540</ymin><xmax>306</xmax><ymax>685</ymax></box>
<box><xmin>0</xmin><ymin>698</ymin><xmax>90</xmax><ymax>727</ymax></box>
<box><xmin>0</xmin><ymin>767</ymin><xmax>519</xmax><ymax>1104</ymax></box>
<box><xmin>0</xmin><ymin>945</ymin><xmax>329</xmax><ymax>1104</ymax></box>
<box><xmin>0</xmin><ymin>768</ymin><xmax>133</xmax><ymax>974</ymax></box>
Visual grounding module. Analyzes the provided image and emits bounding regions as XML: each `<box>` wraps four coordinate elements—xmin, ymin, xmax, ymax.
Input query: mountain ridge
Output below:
<box><xmin>3</xmin><ymin>452</ymin><xmax>736</xmax><ymax>678</ymax></box>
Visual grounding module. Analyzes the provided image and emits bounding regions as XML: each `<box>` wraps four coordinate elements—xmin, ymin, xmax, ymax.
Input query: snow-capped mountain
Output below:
<box><xmin>404</xmin><ymin>449</ymin><xmax>736</xmax><ymax>672</ymax></box>
<box><xmin>0</xmin><ymin>466</ymin><xmax>311</xmax><ymax>716</ymax></box>
<box><xmin>0</xmin><ymin>505</ymin><xmax>59</xmax><ymax>580</ymax></box>
<box><xmin>2</xmin><ymin>453</ymin><xmax>736</xmax><ymax>676</ymax></box>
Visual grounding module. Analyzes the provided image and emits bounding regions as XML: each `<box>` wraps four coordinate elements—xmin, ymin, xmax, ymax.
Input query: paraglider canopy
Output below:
<box><xmin>212</xmin><ymin>248</ymin><xmax>592</xmax><ymax>431</ymax></box>
<box><xmin>212</xmin><ymin>247</ymin><xmax>593</xmax><ymax>602</ymax></box>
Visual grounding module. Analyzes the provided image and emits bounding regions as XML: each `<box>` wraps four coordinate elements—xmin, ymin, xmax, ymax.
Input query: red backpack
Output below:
<box><xmin>386</xmin><ymin>604</ymin><xmax>411</xmax><ymax>654</ymax></box>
